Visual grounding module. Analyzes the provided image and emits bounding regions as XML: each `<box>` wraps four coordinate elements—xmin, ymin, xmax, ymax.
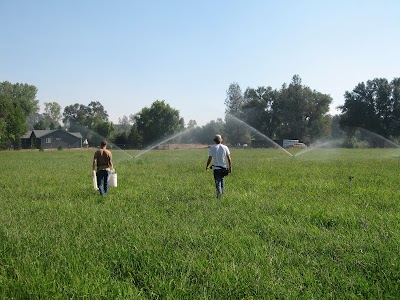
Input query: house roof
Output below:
<box><xmin>21</xmin><ymin>132</ymin><xmax>32</xmax><ymax>139</ymax></box>
<box><xmin>69</xmin><ymin>132</ymin><xmax>83</xmax><ymax>138</ymax></box>
<box><xmin>32</xmin><ymin>130</ymin><xmax>54</xmax><ymax>138</ymax></box>
<box><xmin>23</xmin><ymin>130</ymin><xmax>83</xmax><ymax>139</ymax></box>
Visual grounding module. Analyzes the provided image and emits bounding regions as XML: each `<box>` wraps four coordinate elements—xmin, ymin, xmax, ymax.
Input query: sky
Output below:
<box><xmin>1</xmin><ymin>0</ymin><xmax>399</xmax><ymax>126</ymax></box>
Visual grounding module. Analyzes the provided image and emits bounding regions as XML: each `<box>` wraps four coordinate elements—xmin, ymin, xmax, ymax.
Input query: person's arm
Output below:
<box><xmin>205</xmin><ymin>156</ymin><xmax>212</xmax><ymax>171</ymax></box>
<box><xmin>93</xmin><ymin>151</ymin><xmax>98</xmax><ymax>172</ymax></box>
<box><xmin>109</xmin><ymin>152</ymin><xmax>114</xmax><ymax>170</ymax></box>
<box><xmin>227</xmin><ymin>154</ymin><xmax>232</xmax><ymax>173</ymax></box>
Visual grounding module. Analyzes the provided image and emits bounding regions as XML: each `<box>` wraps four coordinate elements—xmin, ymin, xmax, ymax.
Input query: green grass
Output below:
<box><xmin>0</xmin><ymin>148</ymin><xmax>399</xmax><ymax>299</ymax></box>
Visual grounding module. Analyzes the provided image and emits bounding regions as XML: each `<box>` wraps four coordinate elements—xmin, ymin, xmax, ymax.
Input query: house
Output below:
<box><xmin>21</xmin><ymin>130</ymin><xmax>83</xmax><ymax>149</ymax></box>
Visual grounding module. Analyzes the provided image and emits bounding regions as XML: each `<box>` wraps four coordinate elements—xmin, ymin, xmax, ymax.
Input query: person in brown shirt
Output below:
<box><xmin>92</xmin><ymin>140</ymin><xmax>113</xmax><ymax>195</ymax></box>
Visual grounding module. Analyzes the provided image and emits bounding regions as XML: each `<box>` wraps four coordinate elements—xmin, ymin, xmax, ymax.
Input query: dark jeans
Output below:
<box><xmin>96</xmin><ymin>170</ymin><xmax>109</xmax><ymax>195</ymax></box>
<box><xmin>213</xmin><ymin>169</ymin><xmax>225</xmax><ymax>198</ymax></box>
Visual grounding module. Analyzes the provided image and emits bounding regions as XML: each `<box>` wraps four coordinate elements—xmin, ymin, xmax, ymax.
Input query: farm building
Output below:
<box><xmin>282</xmin><ymin>139</ymin><xmax>307</xmax><ymax>148</ymax></box>
<box><xmin>21</xmin><ymin>130</ymin><xmax>83</xmax><ymax>149</ymax></box>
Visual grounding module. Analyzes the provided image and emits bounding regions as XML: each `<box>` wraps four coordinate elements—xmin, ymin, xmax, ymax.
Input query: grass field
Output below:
<box><xmin>0</xmin><ymin>147</ymin><xmax>399</xmax><ymax>299</ymax></box>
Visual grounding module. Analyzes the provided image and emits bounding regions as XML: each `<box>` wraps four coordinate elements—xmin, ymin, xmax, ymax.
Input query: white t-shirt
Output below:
<box><xmin>208</xmin><ymin>144</ymin><xmax>230</xmax><ymax>168</ymax></box>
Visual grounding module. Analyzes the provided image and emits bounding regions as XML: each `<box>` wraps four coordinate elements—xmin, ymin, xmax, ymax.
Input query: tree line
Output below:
<box><xmin>1</xmin><ymin>75</ymin><xmax>399</xmax><ymax>149</ymax></box>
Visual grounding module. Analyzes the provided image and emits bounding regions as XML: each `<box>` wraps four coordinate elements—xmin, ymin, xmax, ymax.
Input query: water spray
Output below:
<box><xmin>226</xmin><ymin>114</ymin><xmax>293</xmax><ymax>157</ymax></box>
<box><xmin>69</xmin><ymin>122</ymin><xmax>135</xmax><ymax>162</ymax></box>
<box><xmin>133</xmin><ymin>126</ymin><xmax>197</xmax><ymax>160</ymax></box>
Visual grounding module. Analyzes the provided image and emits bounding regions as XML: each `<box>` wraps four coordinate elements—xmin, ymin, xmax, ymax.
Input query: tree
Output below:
<box><xmin>339</xmin><ymin>77</ymin><xmax>400</xmax><ymax>144</ymax></box>
<box><xmin>0</xmin><ymin>94</ymin><xmax>13</xmax><ymax>147</ymax></box>
<box><xmin>193</xmin><ymin>118</ymin><xmax>225</xmax><ymax>144</ymax></box>
<box><xmin>63</xmin><ymin>103</ymin><xmax>91</xmax><ymax>131</ymax></box>
<box><xmin>113</xmin><ymin>131</ymin><xmax>129</xmax><ymax>149</ymax></box>
<box><xmin>63</xmin><ymin>102</ymin><xmax>109</xmax><ymax>130</ymax></box>
<box><xmin>43</xmin><ymin>101</ymin><xmax>62</xmax><ymax>128</ymax></box>
<box><xmin>242</xmin><ymin>86</ymin><xmax>279</xmax><ymax>139</ymax></box>
<box><xmin>135</xmin><ymin>100</ymin><xmax>185</xmax><ymax>146</ymax></box>
<box><xmin>0</xmin><ymin>81</ymin><xmax>38</xmax><ymax>148</ymax></box>
<box><xmin>87</xmin><ymin>101</ymin><xmax>109</xmax><ymax>128</ymax></box>
<box><xmin>94</xmin><ymin>121</ymin><xmax>113</xmax><ymax>141</ymax></box>
<box><xmin>225</xmin><ymin>76</ymin><xmax>332</xmax><ymax>145</ymax></box>
<box><xmin>33</xmin><ymin>119</ymin><xmax>47</xmax><ymax>130</ymax></box>
<box><xmin>274</xmin><ymin>75</ymin><xmax>332</xmax><ymax>143</ymax></box>
<box><xmin>6</xmin><ymin>106</ymin><xmax>27</xmax><ymax>149</ymax></box>
<box><xmin>117</xmin><ymin>115</ymin><xmax>132</xmax><ymax>133</ymax></box>
<box><xmin>128</xmin><ymin>123</ymin><xmax>142</xmax><ymax>149</ymax></box>
<box><xmin>179</xmin><ymin>120</ymin><xmax>198</xmax><ymax>144</ymax></box>
<box><xmin>0</xmin><ymin>81</ymin><xmax>38</xmax><ymax>117</ymax></box>
<box><xmin>225</xmin><ymin>82</ymin><xmax>244</xmax><ymax>116</ymax></box>
<box><xmin>327</xmin><ymin>115</ymin><xmax>343</xmax><ymax>140</ymax></box>
<box><xmin>187</xmin><ymin>120</ymin><xmax>197</xmax><ymax>128</ymax></box>
<box><xmin>224</xmin><ymin>82</ymin><xmax>250</xmax><ymax>144</ymax></box>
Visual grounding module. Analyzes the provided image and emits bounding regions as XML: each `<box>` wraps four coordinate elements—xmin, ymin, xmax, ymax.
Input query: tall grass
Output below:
<box><xmin>0</xmin><ymin>148</ymin><xmax>399</xmax><ymax>299</ymax></box>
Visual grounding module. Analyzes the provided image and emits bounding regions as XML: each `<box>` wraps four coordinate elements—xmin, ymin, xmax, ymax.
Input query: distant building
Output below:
<box><xmin>21</xmin><ymin>130</ymin><xmax>82</xmax><ymax>149</ymax></box>
<box><xmin>283</xmin><ymin>139</ymin><xmax>307</xmax><ymax>149</ymax></box>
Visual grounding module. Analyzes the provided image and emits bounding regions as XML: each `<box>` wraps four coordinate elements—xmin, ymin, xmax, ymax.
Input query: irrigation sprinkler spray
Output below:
<box><xmin>133</xmin><ymin>127</ymin><xmax>196</xmax><ymax>160</ymax></box>
<box><xmin>226</xmin><ymin>114</ymin><xmax>293</xmax><ymax>157</ymax></box>
<box><xmin>71</xmin><ymin>122</ymin><xmax>135</xmax><ymax>162</ymax></box>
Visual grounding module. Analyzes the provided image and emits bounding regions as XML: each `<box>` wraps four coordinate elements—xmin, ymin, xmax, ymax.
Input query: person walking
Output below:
<box><xmin>205</xmin><ymin>134</ymin><xmax>232</xmax><ymax>198</ymax></box>
<box><xmin>93</xmin><ymin>140</ymin><xmax>113</xmax><ymax>196</ymax></box>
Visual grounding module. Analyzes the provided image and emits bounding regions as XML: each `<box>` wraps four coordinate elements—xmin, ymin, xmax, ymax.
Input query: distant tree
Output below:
<box><xmin>179</xmin><ymin>120</ymin><xmax>198</xmax><ymax>143</ymax></box>
<box><xmin>242</xmin><ymin>86</ymin><xmax>279</xmax><ymax>139</ymax></box>
<box><xmin>225</xmin><ymin>82</ymin><xmax>244</xmax><ymax>115</ymax></box>
<box><xmin>0</xmin><ymin>81</ymin><xmax>38</xmax><ymax>148</ymax></box>
<box><xmin>113</xmin><ymin>131</ymin><xmax>129</xmax><ymax>149</ymax></box>
<box><xmin>226</xmin><ymin>76</ymin><xmax>332</xmax><ymax>144</ymax></box>
<box><xmin>129</xmin><ymin>114</ymin><xmax>136</xmax><ymax>124</ymax></box>
<box><xmin>194</xmin><ymin>118</ymin><xmax>225</xmax><ymax>144</ymax></box>
<box><xmin>87</xmin><ymin>101</ymin><xmax>109</xmax><ymax>128</ymax></box>
<box><xmin>0</xmin><ymin>81</ymin><xmax>39</xmax><ymax>117</ymax></box>
<box><xmin>43</xmin><ymin>101</ymin><xmax>62</xmax><ymax>128</ymax></box>
<box><xmin>94</xmin><ymin>121</ymin><xmax>113</xmax><ymax>139</ymax></box>
<box><xmin>187</xmin><ymin>119</ymin><xmax>197</xmax><ymax>128</ymax></box>
<box><xmin>63</xmin><ymin>101</ymin><xmax>113</xmax><ymax>145</ymax></box>
<box><xmin>63</xmin><ymin>103</ymin><xmax>91</xmax><ymax>131</ymax></box>
<box><xmin>330</xmin><ymin>115</ymin><xmax>345</xmax><ymax>139</ymax></box>
<box><xmin>0</xmin><ymin>94</ymin><xmax>13</xmax><ymax>147</ymax></box>
<box><xmin>33</xmin><ymin>119</ymin><xmax>47</xmax><ymax>130</ymax></box>
<box><xmin>6</xmin><ymin>106</ymin><xmax>27</xmax><ymax>149</ymax></box>
<box><xmin>274</xmin><ymin>75</ymin><xmax>332</xmax><ymax>143</ymax></box>
<box><xmin>135</xmin><ymin>100</ymin><xmax>184</xmax><ymax>146</ymax></box>
<box><xmin>224</xmin><ymin>82</ymin><xmax>250</xmax><ymax>144</ymax></box>
<box><xmin>117</xmin><ymin>115</ymin><xmax>132</xmax><ymax>133</ymax></box>
<box><xmin>26</xmin><ymin>113</ymin><xmax>43</xmax><ymax>130</ymax></box>
<box><xmin>128</xmin><ymin>123</ymin><xmax>142</xmax><ymax>149</ymax></box>
<box><xmin>339</xmin><ymin>77</ymin><xmax>400</xmax><ymax>142</ymax></box>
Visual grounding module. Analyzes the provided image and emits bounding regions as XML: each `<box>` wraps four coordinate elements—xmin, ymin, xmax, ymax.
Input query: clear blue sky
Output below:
<box><xmin>1</xmin><ymin>0</ymin><xmax>399</xmax><ymax>125</ymax></box>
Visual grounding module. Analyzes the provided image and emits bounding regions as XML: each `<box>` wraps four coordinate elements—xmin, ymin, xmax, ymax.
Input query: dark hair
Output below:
<box><xmin>101</xmin><ymin>140</ymin><xmax>107</xmax><ymax>147</ymax></box>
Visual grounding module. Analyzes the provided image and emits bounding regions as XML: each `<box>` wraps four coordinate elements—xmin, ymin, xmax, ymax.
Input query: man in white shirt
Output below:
<box><xmin>205</xmin><ymin>134</ymin><xmax>232</xmax><ymax>198</ymax></box>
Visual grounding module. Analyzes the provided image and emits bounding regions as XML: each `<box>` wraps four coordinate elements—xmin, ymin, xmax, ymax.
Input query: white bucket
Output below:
<box><xmin>108</xmin><ymin>173</ymin><xmax>117</xmax><ymax>188</ymax></box>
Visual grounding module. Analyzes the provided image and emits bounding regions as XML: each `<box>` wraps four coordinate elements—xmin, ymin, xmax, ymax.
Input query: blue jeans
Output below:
<box><xmin>96</xmin><ymin>170</ymin><xmax>109</xmax><ymax>195</ymax></box>
<box><xmin>213</xmin><ymin>169</ymin><xmax>225</xmax><ymax>198</ymax></box>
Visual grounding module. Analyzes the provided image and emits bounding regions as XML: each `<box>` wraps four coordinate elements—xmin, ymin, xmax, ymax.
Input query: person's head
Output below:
<box><xmin>214</xmin><ymin>134</ymin><xmax>222</xmax><ymax>144</ymax></box>
<box><xmin>100</xmin><ymin>140</ymin><xmax>107</xmax><ymax>148</ymax></box>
